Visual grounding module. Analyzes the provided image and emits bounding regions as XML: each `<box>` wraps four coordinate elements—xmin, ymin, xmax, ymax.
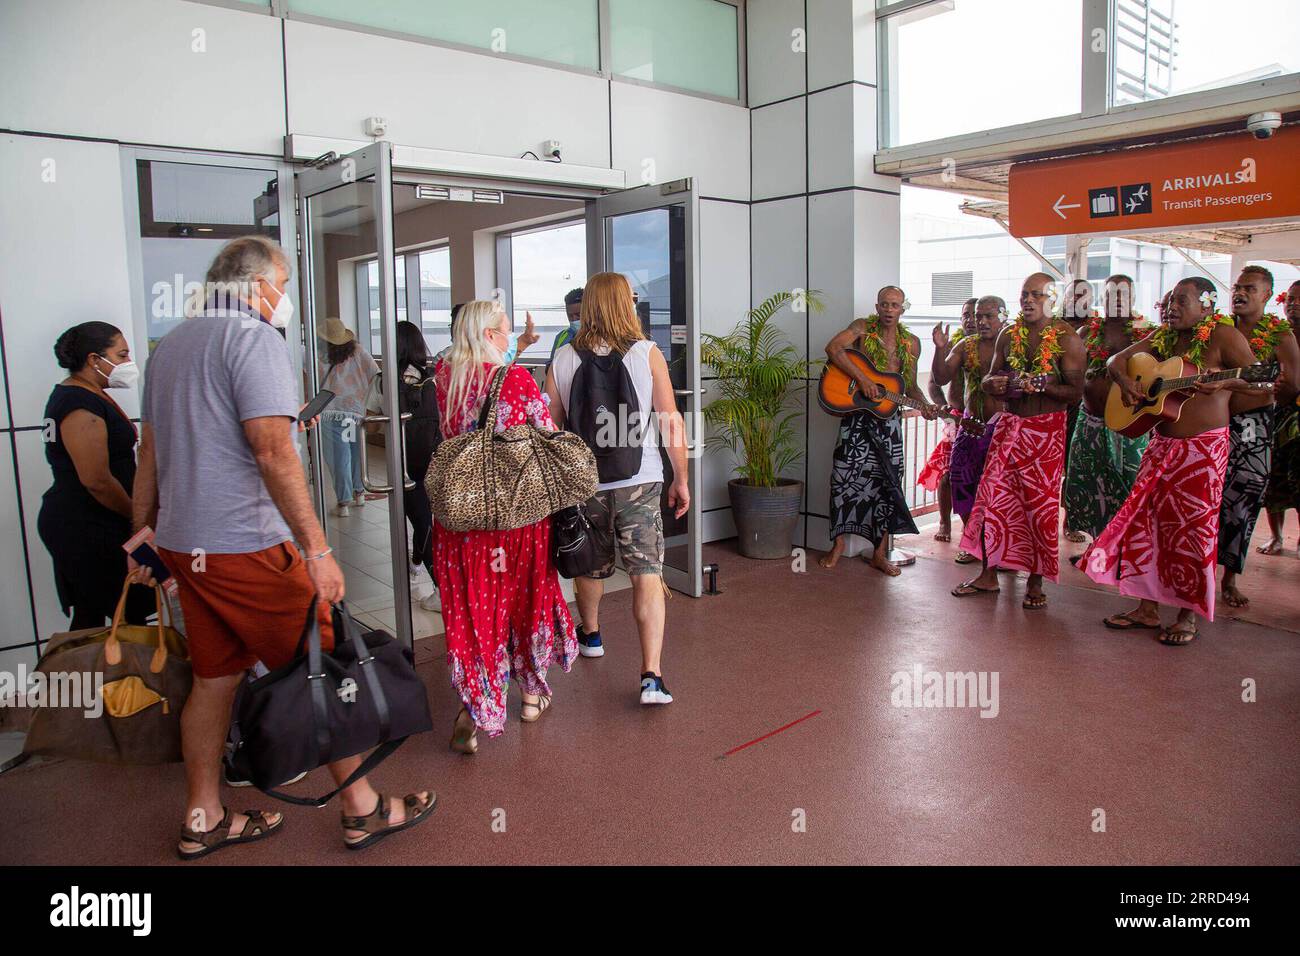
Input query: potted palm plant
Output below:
<box><xmin>702</xmin><ymin>290</ymin><xmax>822</xmax><ymax>559</ymax></box>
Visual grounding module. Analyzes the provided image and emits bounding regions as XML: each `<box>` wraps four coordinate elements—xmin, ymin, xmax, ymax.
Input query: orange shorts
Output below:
<box><xmin>159</xmin><ymin>541</ymin><xmax>334</xmax><ymax>679</ymax></box>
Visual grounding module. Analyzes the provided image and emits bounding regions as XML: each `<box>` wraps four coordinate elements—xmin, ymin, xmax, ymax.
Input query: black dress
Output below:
<box><xmin>399</xmin><ymin>361</ymin><xmax>440</xmax><ymax>579</ymax></box>
<box><xmin>36</xmin><ymin>384</ymin><xmax>152</xmax><ymax>629</ymax></box>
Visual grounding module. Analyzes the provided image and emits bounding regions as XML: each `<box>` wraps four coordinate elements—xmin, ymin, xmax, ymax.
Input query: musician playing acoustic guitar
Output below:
<box><xmin>1061</xmin><ymin>274</ymin><xmax>1154</xmax><ymax>544</ymax></box>
<box><xmin>1080</xmin><ymin>277</ymin><xmax>1258</xmax><ymax>645</ymax></box>
<box><xmin>932</xmin><ymin>294</ymin><xmax>1008</xmax><ymax>565</ymax></box>
<box><xmin>819</xmin><ymin>285</ymin><xmax>938</xmax><ymax>576</ymax></box>
<box><xmin>952</xmin><ymin>273</ymin><xmax>1085</xmax><ymax>610</ymax></box>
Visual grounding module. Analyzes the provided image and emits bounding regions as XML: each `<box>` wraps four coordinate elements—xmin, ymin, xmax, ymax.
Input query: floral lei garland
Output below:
<box><xmin>960</xmin><ymin>338</ymin><xmax>985</xmax><ymax>417</ymax></box>
<box><xmin>1151</xmin><ymin>312</ymin><xmax>1232</xmax><ymax>368</ymax></box>
<box><xmin>859</xmin><ymin>314</ymin><xmax>916</xmax><ymax>389</ymax></box>
<box><xmin>1006</xmin><ymin>314</ymin><xmax>1063</xmax><ymax>377</ymax></box>
<box><xmin>1081</xmin><ymin>313</ymin><xmax>1150</xmax><ymax>371</ymax></box>
<box><xmin>1243</xmin><ymin>313</ymin><xmax>1293</xmax><ymax>361</ymax></box>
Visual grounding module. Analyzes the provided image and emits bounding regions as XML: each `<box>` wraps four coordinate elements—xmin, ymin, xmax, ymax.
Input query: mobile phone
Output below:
<box><xmin>299</xmin><ymin>388</ymin><xmax>335</xmax><ymax>423</ymax></box>
<box><xmin>123</xmin><ymin>528</ymin><xmax>172</xmax><ymax>585</ymax></box>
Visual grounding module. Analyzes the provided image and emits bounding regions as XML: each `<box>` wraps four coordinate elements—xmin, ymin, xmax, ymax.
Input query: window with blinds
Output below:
<box><xmin>931</xmin><ymin>270</ymin><xmax>974</xmax><ymax>306</ymax></box>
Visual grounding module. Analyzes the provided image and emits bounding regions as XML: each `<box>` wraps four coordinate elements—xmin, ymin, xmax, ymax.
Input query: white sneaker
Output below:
<box><xmin>334</xmin><ymin>503</ymin><xmax>351</xmax><ymax>517</ymax></box>
<box><xmin>419</xmin><ymin>589</ymin><xmax>442</xmax><ymax>612</ymax></box>
<box><xmin>352</xmin><ymin>494</ymin><xmax>366</xmax><ymax>508</ymax></box>
<box><xmin>639</xmin><ymin>673</ymin><xmax>673</xmax><ymax>705</ymax></box>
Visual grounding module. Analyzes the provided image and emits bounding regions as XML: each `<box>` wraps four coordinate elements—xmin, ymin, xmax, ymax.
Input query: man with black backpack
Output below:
<box><xmin>544</xmin><ymin>273</ymin><xmax>689</xmax><ymax>705</ymax></box>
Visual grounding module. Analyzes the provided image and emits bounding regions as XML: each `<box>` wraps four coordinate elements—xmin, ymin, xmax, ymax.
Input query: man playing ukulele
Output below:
<box><xmin>1062</xmin><ymin>274</ymin><xmax>1153</xmax><ymax>544</ymax></box>
<box><xmin>932</xmin><ymin>294</ymin><xmax>1008</xmax><ymax>565</ymax></box>
<box><xmin>952</xmin><ymin>273</ymin><xmax>1085</xmax><ymax>610</ymax></box>
<box><xmin>917</xmin><ymin>297</ymin><xmax>978</xmax><ymax>544</ymax></box>
<box><xmin>1217</xmin><ymin>266</ymin><xmax>1300</xmax><ymax>607</ymax></box>
<box><xmin>1081</xmin><ymin>277</ymin><xmax>1259</xmax><ymax>645</ymax></box>
<box><xmin>820</xmin><ymin>286</ymin><xmax>937</xmax><ymax>576</ymax></box>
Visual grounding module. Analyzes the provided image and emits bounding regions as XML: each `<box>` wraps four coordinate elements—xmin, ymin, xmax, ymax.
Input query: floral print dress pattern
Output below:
<box><xmin>432</xmin><ymin>361</ymin><xmax>577</xmax><ymax>736</ymax></box>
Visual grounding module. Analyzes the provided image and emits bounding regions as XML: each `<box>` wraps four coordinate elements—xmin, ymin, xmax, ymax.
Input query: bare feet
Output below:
<box><xmin>1222</xmin><ymin>585</ymin><xmax>1249</xmax><ymax>608</ymax></box>
<box><xmin>934</xmin><ymin>523</ymin><xmax>952</xmax><ymax>543</ymax></box>
<box><xmin>1255</xmin><ymin>537</ymin><xmax>1284</xmax><ymax>556</ymax></box>
<box><xmin>818</xmin><ymin>538</ymin><xmax>845</xmax><ymax>569</ymax></box>
<box><xmin>867</xmin><ymin>552</ymin><xmax>902</xmax><ymax>576</ymax></box>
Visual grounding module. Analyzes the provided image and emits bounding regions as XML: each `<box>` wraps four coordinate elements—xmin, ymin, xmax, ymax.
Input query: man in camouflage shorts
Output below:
<box><xmin>581</xmin><ymin>482</ymin><xmax>665</xmax><ymax>579</ymax></box>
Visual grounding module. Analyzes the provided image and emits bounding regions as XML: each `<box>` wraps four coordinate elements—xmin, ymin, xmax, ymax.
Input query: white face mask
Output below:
<box><xmin>264</xmin><ymin>279</ymin><xmax>295</xmax><ymax>330</ymax></box>
<box><xmin>95</xmin><ymin>354</ymin><xmax>140</xmax><ymax>390</ymax></box>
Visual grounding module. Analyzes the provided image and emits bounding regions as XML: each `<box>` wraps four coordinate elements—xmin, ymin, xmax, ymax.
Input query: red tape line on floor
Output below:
<box><xmin>720</xmin><ymin>709</ymin><xmax>822</xmax><ymax>759</ymax></box>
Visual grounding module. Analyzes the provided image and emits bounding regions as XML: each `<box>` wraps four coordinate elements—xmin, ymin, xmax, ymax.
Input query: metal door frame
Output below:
<box><xmin>589</xmin><ymin>180</ymin><xmax>703</xmax><ymax>597</ymax></box>
<box><xmin>296</xmin><ymin>142</ymin><xmax>414</xmax><ymax>649</ymax></box>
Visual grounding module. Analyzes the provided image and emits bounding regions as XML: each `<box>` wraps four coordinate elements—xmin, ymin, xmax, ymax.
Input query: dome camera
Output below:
<box><xmin>1246</xmin><ymin>111</ymin><xmax>1281</xmax><ymax>140</ymax></box>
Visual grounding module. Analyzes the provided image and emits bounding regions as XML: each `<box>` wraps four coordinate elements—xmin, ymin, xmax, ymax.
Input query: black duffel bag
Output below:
<box><xmin>227</xmin><ymin>600</ymin><xmax>432</xmax><ymax>807</ymax></box>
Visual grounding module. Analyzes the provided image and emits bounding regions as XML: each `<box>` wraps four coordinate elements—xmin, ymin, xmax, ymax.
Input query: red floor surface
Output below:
<box><xmin>1</xmin><ymin>518</ymin><xmax>1297</xmax><ymax>866</ymax></box>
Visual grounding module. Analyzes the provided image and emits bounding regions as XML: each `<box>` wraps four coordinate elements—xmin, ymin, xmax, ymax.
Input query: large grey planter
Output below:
<box><xmin>728</xmin><ymin>478</ymin><xmax>803</xmax><ymax>559</ymax></box>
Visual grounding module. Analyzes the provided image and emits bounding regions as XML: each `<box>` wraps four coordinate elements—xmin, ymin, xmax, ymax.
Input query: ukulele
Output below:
<box><xmin>1104</xmin><ymin>353</ymin><xmax>1279</xmax><ymax>437</ymax></box>
<box><xmin>818</xmin><ymin>348</ymin><xmax>986</xmax><ymax>435</ymax></box>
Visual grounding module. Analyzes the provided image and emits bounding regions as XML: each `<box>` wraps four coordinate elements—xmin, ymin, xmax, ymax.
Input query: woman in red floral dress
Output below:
<box><xmin>433</xmin><ymin>300</ymin><xmax>577</xmax><ymax>752</ymax></box>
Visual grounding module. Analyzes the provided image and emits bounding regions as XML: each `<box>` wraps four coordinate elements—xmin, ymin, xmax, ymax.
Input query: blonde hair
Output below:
<box><xmin>573</xmin><ymin>272</ymin><xmax>645</xmax><ymax>355</ymax></box>
<box><xmin>443</xmin><ymin>299</ymin><xmax>507</xmax><ymax>433</ymax></box>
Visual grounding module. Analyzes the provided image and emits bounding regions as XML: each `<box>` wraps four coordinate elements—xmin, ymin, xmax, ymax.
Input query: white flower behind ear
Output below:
<box><xmin>901</xmin><ymin>299</ymin><xmax>912</xmax><ymax>312</ymax></box>
<box><xmin>1199</xmin><ymin>290</ymin><xmax>1215</xmax><ymax>309</ymax></box>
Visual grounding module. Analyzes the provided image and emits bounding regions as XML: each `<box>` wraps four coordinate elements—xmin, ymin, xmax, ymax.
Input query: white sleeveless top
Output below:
<box><xmin>550</xmin><ymin>338</ymin><xmax>664</xmax><ymax>491</ymax></box>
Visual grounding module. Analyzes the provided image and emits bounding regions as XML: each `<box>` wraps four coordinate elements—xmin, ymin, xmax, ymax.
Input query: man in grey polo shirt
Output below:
<box><xmin>131</xmin><ymin>236</ymin><xmax>433</xmax><ymax>859</ymax></box>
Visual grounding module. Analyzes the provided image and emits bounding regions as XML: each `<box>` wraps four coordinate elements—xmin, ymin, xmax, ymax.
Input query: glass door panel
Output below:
<box><xmin>595</xmin><ymin>182</ymin><xmax>701</xmax><ymax>596</ymax></box>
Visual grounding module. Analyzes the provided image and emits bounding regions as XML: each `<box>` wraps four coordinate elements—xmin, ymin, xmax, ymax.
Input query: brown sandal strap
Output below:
<box><xmin>180</xmin><ymin>806</ymin><xmax>233</xmax><ymax>848</ymax></box>
<box><xmin>341</xmin><ymin>793</ymin><xmax>388</xmax><ymax>833</ymax></box>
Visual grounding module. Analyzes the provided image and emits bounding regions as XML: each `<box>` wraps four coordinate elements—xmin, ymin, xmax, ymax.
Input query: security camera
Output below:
<box><xmin>1246</xmin><ymin>111</ymin><xmax>1281</xmax><ymax>140</ymax></box>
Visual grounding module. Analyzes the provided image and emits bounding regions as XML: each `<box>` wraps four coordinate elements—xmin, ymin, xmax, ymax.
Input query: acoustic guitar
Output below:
<box><xmin>1104</xmin><ymin>353</ymin><xmax>1279</xmax><ymax>437</ymax></box>
<box><xmin>818</xmin><ymin>348</ymin><xmax>985</xmax><ymax>435</ymax></box>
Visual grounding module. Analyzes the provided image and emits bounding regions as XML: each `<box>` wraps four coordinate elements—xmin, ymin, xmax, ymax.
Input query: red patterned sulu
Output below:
<box><xmin>958</xmin><ymin>410</ymin><xmax>1067</xmax><ymax>580</ymax></box>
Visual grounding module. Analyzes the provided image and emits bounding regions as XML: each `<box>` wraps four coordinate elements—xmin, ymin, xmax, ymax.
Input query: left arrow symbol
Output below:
<box><xmin>1053</xmin><ymin>194</ymin><xmax>1081</xmax><ymax>219</ymax></box>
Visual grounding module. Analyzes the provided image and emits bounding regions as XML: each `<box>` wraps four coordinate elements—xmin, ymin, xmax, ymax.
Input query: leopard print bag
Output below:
<box><xmin>427</xmin><ymin>367</ymin><xmax>598</xmax><ymax>532</ymax></box>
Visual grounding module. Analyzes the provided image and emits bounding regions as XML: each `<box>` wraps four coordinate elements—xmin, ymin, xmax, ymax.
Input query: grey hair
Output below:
<box><xmin>977</xmin><ymin>294</ymin><xmax>1007</xmax><ymax>315</ymax></box>
<box><xmin>206</xmin><ymin>235</ymin><xmax>291</xmax><ymax>287</ymax></box>
<box><xmin>194</xmin><ymin>236</ymin><xmax>292</xmax><ymax>318</ymax></box>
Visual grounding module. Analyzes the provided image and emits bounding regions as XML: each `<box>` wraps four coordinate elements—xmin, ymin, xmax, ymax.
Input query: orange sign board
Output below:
<box><xmin>1008</xmin><ymin>126</ymin><xmax>1300</xmax><ymax>238</ymax></box>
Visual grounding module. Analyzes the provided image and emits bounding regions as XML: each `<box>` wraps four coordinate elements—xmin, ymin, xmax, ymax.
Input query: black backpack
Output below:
<box><xmin>567</xmin><ymin>348</ymin><xmax>644</xmax><ymax>483</ymax></box>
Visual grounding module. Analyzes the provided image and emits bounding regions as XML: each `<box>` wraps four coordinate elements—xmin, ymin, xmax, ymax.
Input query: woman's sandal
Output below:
<box><xmin>520</xmin><ymin>694</ymin><xmax>552</xmax><ymax>723</ymax></box>
<box><xmin>1022</xmin><ymin>592</ymin><xmax>1048</xmax><ymax>610</ymax></box>
<box><xmin>1158</xmin><ymin>623</ymin><xmax>1198</xmax><ymax>646</ymax></box>
<box><xmin>450</xmin><ymin>708</ymin><xmax>478</xmax><ymax>754</ymax></box>
<box><xmin>953</xmin><ymin>551</ymin><xmax>978</xmax><ymax>564</ymax></box>
<box><xmin>177</xmin><ymin>806</ymin><xmax>283</xmax><ymax>861</ymax></box>
<box><xmin>1064</xmin><ymin>530</ymin><xmax>1087</xmax><ymax>543</ymax></box>
<box><xmin>1103</xmin><ymin>612</ymin><xmax>1159</xmax><ymax>630</ymax></box>
<box><xmin>341</xmin><ymin>791</ymin><xmax>436</xmax><ymax>851</ymax></box>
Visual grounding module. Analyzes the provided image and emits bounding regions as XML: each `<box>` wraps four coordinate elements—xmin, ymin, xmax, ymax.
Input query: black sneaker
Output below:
<box><xmin>577</xmin><ymin>627</ymin><xmax>604</xmax><ymax>658</ymax></box>
<box><xmin>639</xmin><ymin>672</ymin><xmax>673</xmax><ymax>705</ymax></box>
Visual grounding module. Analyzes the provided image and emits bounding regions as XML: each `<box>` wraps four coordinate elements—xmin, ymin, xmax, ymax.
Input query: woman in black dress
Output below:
<box><xmin>395</xmin><ymin>321</ymin><xmax>441</xmax><ymax>612</ymax></box>
<box><xmin>37</xmin><ymin>322</ymin><xmax>152</xmax><ymax>628</ymax></box>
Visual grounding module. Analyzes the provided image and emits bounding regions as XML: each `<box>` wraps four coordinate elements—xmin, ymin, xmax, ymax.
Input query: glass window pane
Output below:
<box><xmin>418</xmin><ymin>247</ymin><xmax>453</xmax><ymax>355</ymax></box>
<box><xmin>394</xmin><ymin>254</ymin><xmax>407</xmax><ymax>324</ymax></box>
<box><xmin>884</xmin><ymin>0</ymin><xmax>1082</xmax><ymax>146</ymax></box>
<box><xmin>137</xmin><ymin>161</ymin><xmax>280</xmax><ymax>349</ymax></box>
<box><xmin>609</xmin><ymin>0</ymin><xmax>739</xmax><ymax>99</ymax></box>
<box><xmin>287</xmin><ymin>0</ymin><xmax>599</xmax><ymax>70</ymax></box>
<box><xmin>509</xmin><ymin>221</ymin><xmax>587</xmax><ymax>359</ymax></box>
<box><xmin>1110</xmin><ymin>0</ymin><xmax>1300</xmax><ymax>106</ymax></box>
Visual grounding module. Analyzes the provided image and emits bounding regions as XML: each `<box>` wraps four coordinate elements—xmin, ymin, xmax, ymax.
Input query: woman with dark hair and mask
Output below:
<box><xmin>38</xmin><ymin>321</ymin><xmax>152</xmax><ymax>627</ymax></box>
<box><xmin>394</xmin><ymin>320</ymin><xmax>441</xmax><ymax>611</ymax></box>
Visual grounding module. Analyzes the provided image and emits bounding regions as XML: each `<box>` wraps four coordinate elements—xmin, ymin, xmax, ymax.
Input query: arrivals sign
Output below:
<box><xmin>1007</xmin><ymin>126</ymin><xmax>1300</xmax><ymax>238</ymax></box>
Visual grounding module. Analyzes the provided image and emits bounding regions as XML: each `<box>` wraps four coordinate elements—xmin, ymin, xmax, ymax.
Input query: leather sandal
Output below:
<box><xmin>450</xmin><ymin>707</ymin><xmax>478</xmax><ymax>754</ymax></box>
<box><xmin>342</xmin><ymin>791</ymin><xmax>436</xmax><ymax>851</ymax></box>
<box><xmin>520</xmin><ymin>694</ymin><xmax>552</xmax><ymax>723</ymax></box>
<box><xmin>177</xmin><ymin>806</ymin><xmax>283</xmax><ymax>861</ymax></box>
